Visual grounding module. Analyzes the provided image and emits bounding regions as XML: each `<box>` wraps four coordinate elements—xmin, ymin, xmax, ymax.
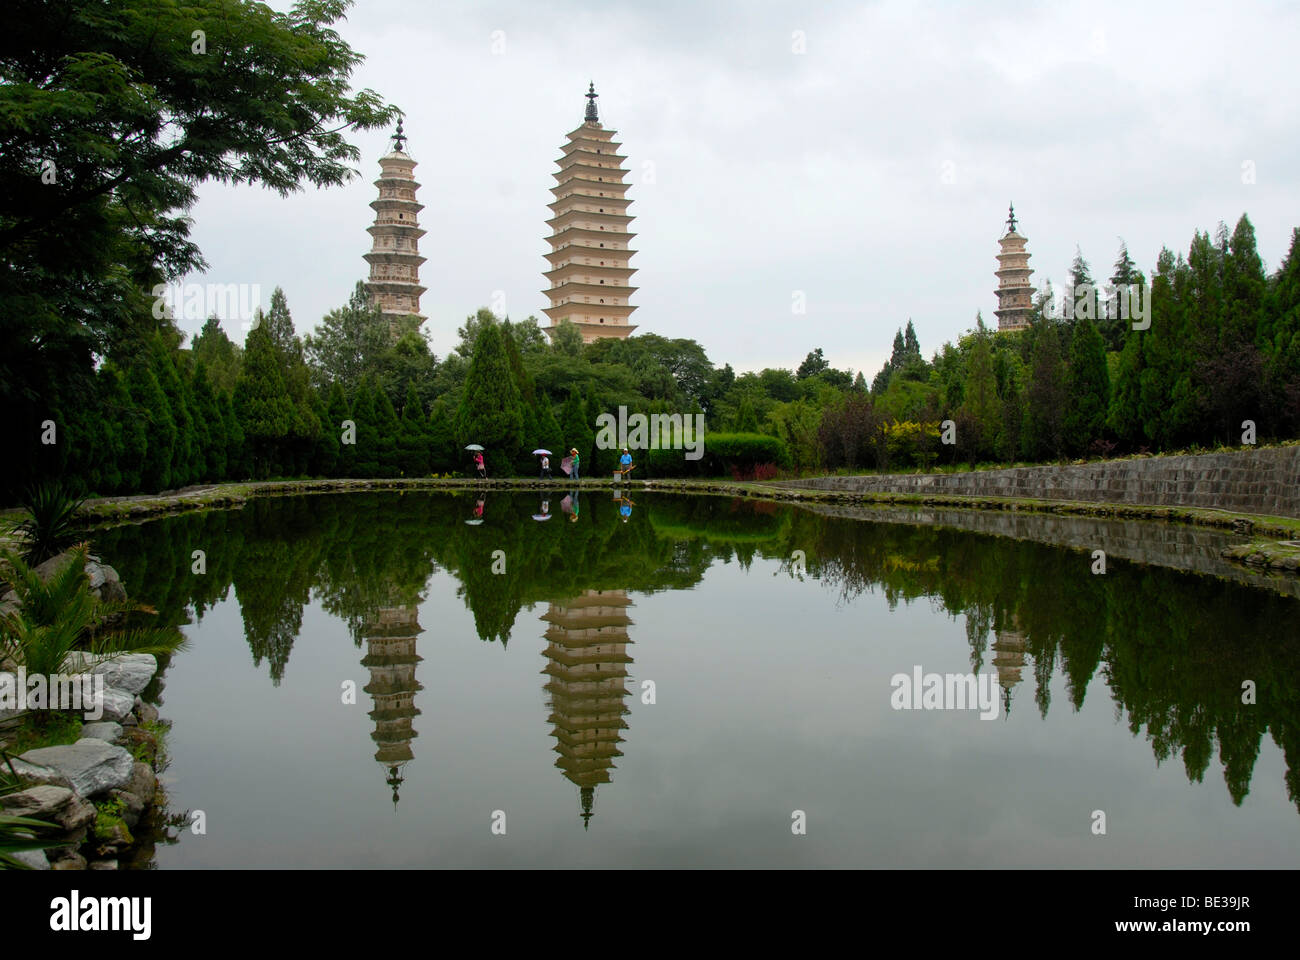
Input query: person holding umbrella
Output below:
<box><xmin>534</xmin><ymin>448</ymin><xmax>552</xmax><ymax>479</ymax></box>
<box><xmin>570</xmin><ymin>447</ymin><xmax>580</xmax><ymax>482</ymax></box>
<box><xmin>465</xmin><ymin>444</ymin><xmax>487</xmax><ymax>479</ymax></box>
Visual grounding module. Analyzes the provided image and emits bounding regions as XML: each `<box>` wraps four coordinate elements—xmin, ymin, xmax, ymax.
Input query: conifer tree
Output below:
<box><xmin>1104</xmin><ymin>243</ymin><xmax>1142</xmax><ymax>351</ymax></box>
<box><xmin>397</xmin><ymin>381</ymin><xmax>429</xmax><ymax>476</ymax></box>
<box><xmin>233</xmin><ymin>324</ymin><xmax>294</xmax><ymax>478</ymax></box>
<box><xmin>310</xmin><ymin>390</ymin><xmax>337</xmax><ymax>477</ymax></box>
<box><xmin>1107</xmin><ymin>331</ymin><xmax>1146</xmax><ymax>448</ymax></box>
<box><xmin>427</xmin><ymin>398</ymin><xmax>457</xmax><ymax>474</ymax></box>
<box><xmin>960</xmin><ymin>319</ymin><xmax>1001</xmax><ymax>460</ymax></box>
<box><xmin>560</xmin><ymin>389</ymin><xmax>594</xmax><ymax>472</ymax></box>
<box><xmin>1023</xmin><ymin>321</ymin><xmax>1067</xmax><ymax>460</ymax></box>
<box><xmin>1063</xmin><ymin>316</ymin><xmax>1110</xmax><ymax>456</ymax></box>
<box><xmin>455</xmin><ymin>320</ymin><xmax>525</xmax><ymax>475</ymax></box>
<box><xmin>350</xmin><ymin>377</ymin><xmax>380</xmax><ymax>477</ymax></box>
<box><xmin>153</xmin><ymin>336</ymin><xmax>198</xmax><ymax>486</ymax></box>
<box><xmin>326</xmin><ymin>382</ymin><xmax>353</xmax><ymax>477</ymax></box>
<box><xmin>535</xmin><ymin>393</ymin><xmax>565</xmax><ymax>463</ymax></box>
<box><xmin>221</xmin><ymin>391</ymin><xmax>246</xmax><ymax>481</ymax></box>
<box><xmin>127</xmin><ymin>364</ymin><xmax>176</xmax><ymax>492</ymax></box>
<box><xmin>191</xmin><ymin>361</ymin><xmax>226</xmax><ymax>481</ymax></box>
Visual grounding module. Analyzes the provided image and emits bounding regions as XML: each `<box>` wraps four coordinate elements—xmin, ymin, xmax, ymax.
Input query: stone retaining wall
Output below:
<box><xmin>775</xmin><ymin>446</ymin><xmax>1300</xmax><ymax>519</ymax></box>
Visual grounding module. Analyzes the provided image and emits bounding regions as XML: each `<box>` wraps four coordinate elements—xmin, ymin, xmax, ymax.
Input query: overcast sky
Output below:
<box><xmin>181</xmin><ymin>0</ymin><xmax>1300</xmax><ymax>378</ymax></box>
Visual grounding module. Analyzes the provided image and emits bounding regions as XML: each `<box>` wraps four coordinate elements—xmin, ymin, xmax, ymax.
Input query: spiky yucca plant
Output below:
<box><xmin>0</xmin><ymin>544</ymin><xmax>187</xmax><ymax>680</ymax></box>
<box><xmin>15</xmin><ymin>483</ymin><xmax>87</xmax><ymax>565</ymax></box>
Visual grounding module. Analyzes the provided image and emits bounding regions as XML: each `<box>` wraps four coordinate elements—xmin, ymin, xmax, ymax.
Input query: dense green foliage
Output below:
<box><xmin>1</xmin><ymin>0</ymin><xmax>397</xmax><ymax>501</ymax></box>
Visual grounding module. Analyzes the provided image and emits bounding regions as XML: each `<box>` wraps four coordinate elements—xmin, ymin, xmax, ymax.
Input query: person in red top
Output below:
<box><xmin>474</xmin><ymin>451</ymin><xmax>486</xmax><ymax>479</ymax></box>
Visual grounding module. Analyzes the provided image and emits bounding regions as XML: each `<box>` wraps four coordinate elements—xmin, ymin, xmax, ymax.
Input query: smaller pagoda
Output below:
<box><xmin>364</xmin><ymin>119</ymin><xmax>427</xmax><ymax>328</ymax></box>
<box><xmin>994</xmin><ymin>203</ymin><xmax>1035</xmax><ymax>332</ymax></box>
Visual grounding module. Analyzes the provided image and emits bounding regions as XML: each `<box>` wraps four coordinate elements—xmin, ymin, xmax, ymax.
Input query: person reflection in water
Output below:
<box><xmin>618</xmin><ymin>496</ymin><xmax>633</xmax><ymax>523</ymax></box>
<box><xmin>473</xmin><ymin>498</ymin><xmax>484</xmax><ymax>520</ymax></box>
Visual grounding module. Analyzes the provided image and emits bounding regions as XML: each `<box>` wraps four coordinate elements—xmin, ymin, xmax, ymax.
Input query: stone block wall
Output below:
<box><xmin>774</xmin><ymin>446</ymin><xmax>1300</xmax><ymax>519</ymax></box>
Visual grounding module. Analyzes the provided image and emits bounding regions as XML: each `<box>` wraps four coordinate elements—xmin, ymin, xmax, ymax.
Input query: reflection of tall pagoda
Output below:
<box><xmin>540</xmin><ymin>590</ymin><xmax>634</xmax><ymax>828</ymax></box>
<box><xmin>361</xmin><ymin>605</ymin><xmax>424</xmax><ymax>807</ymax></box>
<box><xmin>991</xmin><ymin>625</ymin><xmax>1027</xmax><ymax>717</ymax></box>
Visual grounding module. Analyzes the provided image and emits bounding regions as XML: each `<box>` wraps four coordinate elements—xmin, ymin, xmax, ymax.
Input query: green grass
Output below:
<box><xmin>2</xmin><ymin>712</ymin><xmax>83</xmax><ymax>756</ymax></box>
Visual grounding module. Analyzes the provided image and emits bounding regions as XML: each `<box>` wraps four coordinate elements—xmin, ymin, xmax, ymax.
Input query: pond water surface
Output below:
<box><xmin>94</xmin><ymin>490</ymin><xmax>1300</xmax><ymax>868</ymax></box>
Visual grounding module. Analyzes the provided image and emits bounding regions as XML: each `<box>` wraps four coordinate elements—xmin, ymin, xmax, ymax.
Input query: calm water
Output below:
<box><xmin>94</xmin><ymin>491</ymin><xmax>1300</xmax><ymax>868</ymax></box>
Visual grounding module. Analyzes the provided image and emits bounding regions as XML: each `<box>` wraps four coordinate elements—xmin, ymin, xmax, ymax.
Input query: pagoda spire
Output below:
<box><xmin>1006</xmin><ymin>201</ymin><xmax>1017</xmax><ymax>234</ymax></box>
<box><xmin>584</xmin><ymin>82</ymin><xmax>599</xmax><ymax>123</ymax></box>
<box><xmin>392</xmin><ymin>117</ymin><xmax>406</xmax><ymax>153</ymax></box>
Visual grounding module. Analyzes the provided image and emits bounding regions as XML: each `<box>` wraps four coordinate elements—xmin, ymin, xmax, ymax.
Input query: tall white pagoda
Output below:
<box><xmin>542</xmin><ymin>84</ymin><xmax>639</xmax><ymax>343</ymax></box>
<box><xmin>364</xmin><ymin>119</ymin><xmax>427</xmax><ymax>327</ymax></box>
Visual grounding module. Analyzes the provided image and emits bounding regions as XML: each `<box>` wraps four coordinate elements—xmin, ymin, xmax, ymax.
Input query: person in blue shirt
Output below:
<box><xmin>619</xmin><ymin>448</ymin><xmax>633</xmax><ymax>477</ymax></box>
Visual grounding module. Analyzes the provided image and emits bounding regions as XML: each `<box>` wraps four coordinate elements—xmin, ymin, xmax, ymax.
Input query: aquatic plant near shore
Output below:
<box><xmin>14</xmin><ymin>483</ymin><xmax>87</xmax><ymax>565</ymax></box>
<box><xmin>0</xmin><ymin>544</ymin><xmax>187</xmax><ymax>684</ymax></box>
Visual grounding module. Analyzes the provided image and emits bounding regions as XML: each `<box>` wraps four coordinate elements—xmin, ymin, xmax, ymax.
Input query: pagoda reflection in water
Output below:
<box><xmin>360</xmin><ymin>604</ymin><xmax>424</xmax><ymax>808</ymax></box>
<box><xmin>540</xmin><ymin>589</ymin><xmax>634</xmax><ymax>828</ymax></box>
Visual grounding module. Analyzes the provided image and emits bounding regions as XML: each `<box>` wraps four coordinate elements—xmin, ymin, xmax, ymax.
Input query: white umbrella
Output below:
<box><xmin>464</xmin><ymin>444</ymin><xmax>485</xmax><ymax>451</ymax></box>
<box><xmin>532</xmin><ymin>448</ymin><xmax>552</xmax><ymax>456</ymax></box>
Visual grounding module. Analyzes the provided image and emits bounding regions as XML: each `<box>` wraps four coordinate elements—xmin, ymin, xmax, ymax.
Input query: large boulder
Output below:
<box><xmin>17</xmin><ymin>738</ymin><xmax>134</xmax><ymax>798</ymax></box>
<box><xmin>96</xmin><ymin>687</ymin><xmax>136</xmax><ymax>724</ymax></box>
<box><xmin>9</xmin><ymin>850</ymin><xmax>50</xmax><ymax>870</ymax></box>
<box><xmin>80</xmin><ymin>721</ymin><xmax>124</xmax><ymax>743</ymax></box>
<box><xmin>89</xmin><ymin>654</ymin><xmax>157</xmax><ymax>697</ymax></box>
<box><xmin>5</xmin><ymin>759</ymin><xmax>73</xmax><ymax>790</ymax></box>
<box><xmin>0</xmin><ymin>785</ymin><xmax>96</xmax><ymax>834</ymax></box>
<box><xmin>109</xmin><ymin>762</ymin><xmax>158</xmax><ymax>830</ymax></box>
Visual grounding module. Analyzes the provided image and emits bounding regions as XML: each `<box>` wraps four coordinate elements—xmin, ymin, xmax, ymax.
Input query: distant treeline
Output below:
<box><xmin>7</xmin><ymin>216</ymin><xmax>1300</xmax><ymax>501</ymax></box>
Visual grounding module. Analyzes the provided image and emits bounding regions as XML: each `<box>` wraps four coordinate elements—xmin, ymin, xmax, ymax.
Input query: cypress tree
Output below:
<box><xmin>153</xmin><ymin>338</ymin><xmax>198</xmax><ymax>486</ymax></box>
<box><xmin>397</xmin><ymin>381</ymin><xmax>429</xmax><ymax>476</ymax></box>
<box><xmin>427</xmin><ymin>398</ymin><xmax>457</xmax><ymax>474</ymax></box>
<box><xmin>233</xmin><ymin>324</ymin><xmax>294</xmax><ymax>479</ymax></box>
<box><xmin>191</xmin><ymin>361</ymin><xmax>226</xmax><ymax>481</ymax></box>
<box><xmin>960</xmin><ymin>321</ymin><xmax>1001</xmax><ymax>460</ymax></box>
<box><xmin>221</xmin><ymin>391</ymin><xmax>245</xmax><ymax>480</ymax></box>
<box><xmin>454</xmin><ymin>320</ymin><xmax>525</xmax><ymax>476</ymax></box>
<box><xmin>1105</xmin><ymin>243</ymin><xmax>1142</xmax><ymax>351</ymax></box>
<box><xmin>326</xmin><ymin>381</ymin><xmax>353</xmax><ymax>477</ymax></box>
<box><xmin>1107</xmin><ymin>331</ymin><xmax>1146</xmax><ymax>449</ymax></box>
<box><xmin>96</xmin><ymin>364</ymin><xmax>134</xmax><ymax>493</ymax></box>
<box><xmin>1023</xmin><ymin>321</ymin><xmax>1067</xmax><ymax>460</ymax></box>
<box><xmin>1064</xmin><ymin>316</ymin><xmax>1110</xmax><ymax>456</ymax></box>
<box><xmin>374</xmin><ymin>386</ymin><xmax>402</xmax><ymax>477</ymax></box>
<box><xmin>560</xmin><ymin>389</ymin><xmax>594</xmax><ymax>473</ymax></box>
<box><xmin>350</xmin><ymin>377</ymin><xmax>380</xmax><ymax>477</ymax></box>
<box><xmin>128</xmin><ymin>364</ymin><xmax>176</xmax><ymax>492</ymax></box>
<box><xmin>310</xmin><ymin>390</ymin><xmax>336</xmax><ymax>477</ymax></box>
<box><xmin>536</xmin><ymin>393</ymin><xmax>565</xmax><ymax>466</ymax></box>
